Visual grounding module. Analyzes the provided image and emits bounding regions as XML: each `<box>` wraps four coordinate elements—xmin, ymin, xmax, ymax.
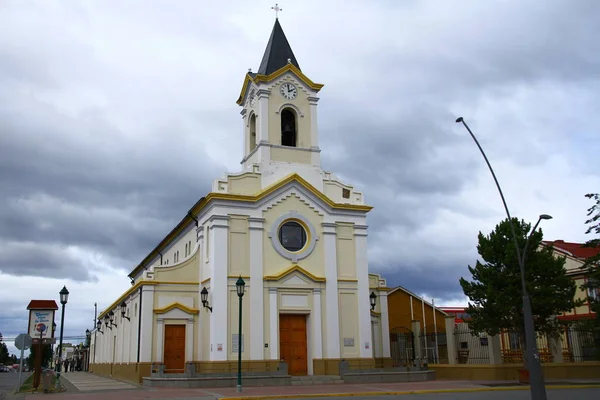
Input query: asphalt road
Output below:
<box><xmin>295</xmin><ymin>387</ymin><xmax>600</xmax><ymax>400</ymax></box>
<box><xmin>0</xmin><ymin>372</ymin><xmax>19</xmax><ymax>397</ymax></box>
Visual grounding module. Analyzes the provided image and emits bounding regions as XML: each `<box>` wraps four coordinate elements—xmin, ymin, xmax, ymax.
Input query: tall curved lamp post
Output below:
<box><xmin>236</xmin><ymin>276</ymin><xmax>246</xmax><ymax>393</ymax></box>
<box><xmin>56</xmin><ymin>286</ymin><xmax>69</xmax><ymax>389</ymax></box>
<box><xmin>456</xmin><ymin>117</ymin><xmax>549</xmax><ymax>400</ymax></box>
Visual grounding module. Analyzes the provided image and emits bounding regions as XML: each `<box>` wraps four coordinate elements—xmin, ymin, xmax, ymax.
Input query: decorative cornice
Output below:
<box><xmin>264</xmin><ymin>265</ymin><xmax>326</xmax><ymax>283</ymax></box>
<box><xmin>237</xmin><ymin>64</ymin><xmax>324</xmax><ymax>105</ymax></box>
<box><xmin>154</xmin><ymin>302</ymin><xmax>199</xmax><ymax>315</ymax></box>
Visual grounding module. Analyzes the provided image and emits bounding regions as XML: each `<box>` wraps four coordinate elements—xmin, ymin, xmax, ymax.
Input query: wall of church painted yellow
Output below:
<box><xmin>336</xmin><ymin>223</ymin><xmax>357</xmax><ymax>280</ymax></box>
<box><xmin>339</xmin><ymin>291</ymin><xmax>359</xmax><ymax>357</ymax></box>
<box><xmin>227</xmin><ymin>172</ymin><xmax>261</xmax><ymax>195</ymax></box>
<box><xmin>268</xmin><ymin>78</ymin><xmax>313</xmax><ymax>149</ymax></box>
<box><xmin>153</xmin><ymin>252</ymin><xmax>199</xmax><ymax>282</ymax></box>
<box><xmin>271</xmin><ymin>146</ymin><xmax>313</xmax><ymax>164</ymax></box>
<box><xmin>262</xmin><ymin>194</ymin><xmax>325</xmax><ymax>278</ymax></box>
<box><xmin>227</xmin><ymin>284</ymin><xmax>252</xmax><ymax>361</ymax></box>
<box><xmin>228</xmin><ymin>215</ymin><xmax>250</xmax><ymax>277</ymax></box>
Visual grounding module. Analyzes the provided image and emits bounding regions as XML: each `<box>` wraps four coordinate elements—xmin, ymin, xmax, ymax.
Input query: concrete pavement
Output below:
<box><xmin>4</xmin><ymin>373</ymin><xmax>600</xmax><ymax>400</ymax></box>
<box><xmin>59</xmin><ymin>371</ymin><xmax>138</xmax><ymax>392</ymax></box>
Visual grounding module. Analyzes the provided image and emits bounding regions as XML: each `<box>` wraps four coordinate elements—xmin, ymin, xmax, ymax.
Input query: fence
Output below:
<box><xmin>453</xmin><ymin>324</ymin><xmax>490</xmax><ymax>364</ymax></box>
<box><xmin>420</xmin><ymin>328</ymin><xmax>448</xmax><ymax>364</ymax></box>
<box><xmin>389</xmin><ymin>327</ymin><xmax>415</xmax><ymax>366</ymax></box>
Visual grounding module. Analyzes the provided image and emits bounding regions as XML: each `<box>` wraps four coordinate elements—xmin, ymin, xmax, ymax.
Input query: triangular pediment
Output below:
<box><xmin>154</xmin><ymin>302</ymin><xmax>199</xmax><ymax>315</ymax></box>
<box><xmin>237</xmin><ymin>64</ymin><xmax>324</xmax><ymax>105</ymax></box>
<box><xmin>264</xmin><ymin>265</ymin><xmax>325</xmax><ymax>283</ymax></box>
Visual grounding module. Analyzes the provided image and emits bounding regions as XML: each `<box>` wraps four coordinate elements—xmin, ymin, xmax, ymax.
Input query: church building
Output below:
<box><xmin>90</xmin><ymin>18</ymin><xmax>391</xmax><ymax>381</ymax></box>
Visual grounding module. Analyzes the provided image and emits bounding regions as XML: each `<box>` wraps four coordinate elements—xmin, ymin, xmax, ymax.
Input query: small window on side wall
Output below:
<box><xmin>342</xmin><ymin>188</ymin><xmax>350</xmax><ymax>199</ymax></box>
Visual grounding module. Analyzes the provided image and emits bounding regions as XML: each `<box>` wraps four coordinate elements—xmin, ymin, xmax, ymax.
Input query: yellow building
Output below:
<box><xmin>89</xmin><ymin>18</ymin><xmax>391</xmax><ymax>382</ymax></box>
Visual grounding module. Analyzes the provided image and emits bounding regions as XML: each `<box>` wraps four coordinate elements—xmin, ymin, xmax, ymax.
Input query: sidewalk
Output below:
<box><xmin>5</xmin><ymin>375</ymin><xmax>600</xmax><ymax>400</ymax></box>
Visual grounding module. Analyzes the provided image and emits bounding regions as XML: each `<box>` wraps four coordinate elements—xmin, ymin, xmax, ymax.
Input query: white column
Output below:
<box><xmin>156</xmin><ymin>319</ymin><xmax>164</xmax><ymax>363</ymax></box>
<box><xmin>249</xmin><ymin>217</ymin><xmax>265</xmax><ymax>360</ymax></box>
<box><xmin>241</xmin><ymin>108</ymin><xmax>248</xmax><ymax>161</ymax></box>
<box><xmin>139</xmin><ymin>285</ymin><xmax>155</xmax><ymax>362</ymax></box>
<box><xmin>312</xmin><ymin>289</ymin><xmax>323</xmax><ymax>359</ymax></box>
<box><xmin>186</xmin><ymin>319</ymin><xmax>194</xmax><ymax>362</ymax></box>
<box><xmin>380</xmin><ymin>291</ymin><xmax>391</xmax><ymax>358</ymax></box>
<box><xmin>196</xmin><ymin>227</ymin><xmax>204</xmax><ymax>361</ymax></box>
<box><xmin>269</xmin><ymin>289</ymin><xmax>278</xmax><ymax>360</ymax></box>
<box><xmin>209</xmin><ymin>215</ymin><xmax>229</xmax><ymax>361</ymax></box>
<box><xmin>322</xmin><ymin>222</ymin><xmax>340</xmax><ymax>358</ymax></box>
<box><xmin>308</xmin><ymin>96</ymin><xmax>321</xmax><ymax>166</ymax></box>
<box><xmin>256</xmin><ymin>89</ymin><xmax>271</xmax><ymax>165</ymax></box>
<box><xmin>355</xmin><ymin>225</ymin><xmax>372</xmax><ymax>358</ymax></box>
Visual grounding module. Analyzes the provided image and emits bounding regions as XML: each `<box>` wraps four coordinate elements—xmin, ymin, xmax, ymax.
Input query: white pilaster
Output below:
<box><xmin>249</xmin><ymin>217</ymin><xmax>265</xmax><ymax>360</ymax></box>
<box><xmin>269</xmin><ymin>289</ymin><xmax>278</xmax><ymax>360</ymax></box>
<box><xmin>186</xmin><ymin>319</ymin><xmax>194</xmax><ymax>362</ymax></box>
<box><xmin>380</xmin><ymin>291</ymin><xmax>391</xmax><ymax>358</ymax></box>
<box><xmin>312</xmin><ymin>289</ymin><xmax>323</xmax><ymax>359</ymax></box>
<box><xmin>196</xmin><ymin>227</ymin><xmax>204</xmax><ymax>361</ymax></box>
<box><xmin>256</xmin><ymin>89</ymin><xmax>272</xmax><ymax>166</ymax></box>
<box><xmin>355</xmin><ymin>225</ymin><xmax>372</xmax><ymax>358</ymax></box>
<box><xmin>322</xmin><ymin>222</ymin><xmax>340</xmax><ymax>358</ymax></box>
<box><xmin>139</xmin><ymin>285</ymin><xmax>155</xmax><ymax>362</ymax></box>
<box><xmin>308</xmin><ymin>96</ymin><xmax>321</xmax><ymax>166</ymax></box>
<box><xmin>156</xmin><ymin>319</ymin><xmax>164</xmax><ymax>363</ymax></box>
<box><xmin>209</xmin><ymin>215</ymin><xmax>229</xmax><ymax>361</ymax></box>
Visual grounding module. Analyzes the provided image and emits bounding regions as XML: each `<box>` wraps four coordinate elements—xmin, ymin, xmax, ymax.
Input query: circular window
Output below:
<box><xmin>278</xmin><ymin>221</ymin><xmax>307</xmax><ymax>252</ymax></box>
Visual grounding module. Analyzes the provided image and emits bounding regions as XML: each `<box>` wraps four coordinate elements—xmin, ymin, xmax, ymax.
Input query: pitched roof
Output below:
<box><xmin>542</xmin><ymin>240</ymin><xmax>600</xmax><ymax>259</ymax></box>
<box><xmin>257</xmin><ymin>18</ymin><xmax>300</xmax><ymax>75</ymax></box>
<box><xmin>27</xmin><ymin>300</ymin><xmax>58</xmax><ymax>310</ymax></box>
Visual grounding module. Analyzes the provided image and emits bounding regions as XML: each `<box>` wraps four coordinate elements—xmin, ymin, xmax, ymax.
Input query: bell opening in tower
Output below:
<box><xmin>249</xmin><ymin>114</ymin><xmax>257</xmax><ymax>150</ymax></box>
<box><xmin>281</xmin><ymin>108</ymin><xmax>297</xmax><ymax>147</ymax></box>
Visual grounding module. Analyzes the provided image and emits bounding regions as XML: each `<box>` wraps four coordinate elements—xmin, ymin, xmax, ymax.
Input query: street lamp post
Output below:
<box><xmin>236</xmin><ymin>276</ymin><xmax>246</xmax><ymax>393</ymax></box>
<box><xmin>56</xmin><ymin>286</ymin><xmax>69</xmax><ymax>389</ymax></box>
<box><xmin>455</xmin><ymin>117</ymin><xmax>549</xmax><ymax>400</ymax></box>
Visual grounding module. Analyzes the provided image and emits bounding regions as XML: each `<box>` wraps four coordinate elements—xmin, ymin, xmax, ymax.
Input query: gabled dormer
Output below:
<box><xmin>237</xmin><ymin>18</ymin><xmax>324</xmax><ymax>172</ymax></box>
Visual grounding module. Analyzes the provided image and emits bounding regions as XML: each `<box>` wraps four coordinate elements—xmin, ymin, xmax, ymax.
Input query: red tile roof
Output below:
<box><xmin>542</xmin><ymin>240</ymin><xmax>600</xmax><ymax>260</ymax></box>
<box><xmin>26</xmin><ymin>300</ymin><xmax>58</xmax><ymax>310</ymax></box>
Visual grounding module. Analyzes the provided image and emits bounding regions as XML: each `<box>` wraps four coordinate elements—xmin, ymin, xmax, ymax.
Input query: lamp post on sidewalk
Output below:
<box><xmin>455</xmin><ymin>117</ymin><xmax>548</xmax><ymax>400</ymax></box>
<box><xmin>236</xmin><ymin>276</ymin><xmax>246</xmax><ymax>393</ymax></box>
<box><xmin>56</xmin><ymin>286</ymin><xmax>69</xmax><ymax>389</ymax></box>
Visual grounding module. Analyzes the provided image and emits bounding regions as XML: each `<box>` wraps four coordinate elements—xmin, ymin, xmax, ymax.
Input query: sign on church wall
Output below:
<box><xmin>232</xmin><ymin>334</ymin><xmax>244</xmax><ymax>353</ymax></box>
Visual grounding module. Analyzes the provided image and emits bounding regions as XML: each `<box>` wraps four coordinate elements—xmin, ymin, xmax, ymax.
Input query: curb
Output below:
<box><xmin>219</xmin><ymin>384</ymin><xmax>600</xmax><ymax>400</ymax></box>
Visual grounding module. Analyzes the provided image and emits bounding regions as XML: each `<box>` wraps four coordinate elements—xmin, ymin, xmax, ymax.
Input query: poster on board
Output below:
<box><xmin>28</xmin><ymin>310</ymin><xmax>55</xmax><ymax>339</ymax></box>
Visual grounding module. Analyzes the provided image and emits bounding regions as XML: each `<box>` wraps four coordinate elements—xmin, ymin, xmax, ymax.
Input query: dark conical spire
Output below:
<box><xmin>257</xmin><ymin>19</ymin><xmax>300</xmax><ymax>75</ymax></box>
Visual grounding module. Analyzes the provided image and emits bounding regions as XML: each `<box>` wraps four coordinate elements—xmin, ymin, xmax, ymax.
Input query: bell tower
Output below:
<box><xmin>237</xmin><ymin>17</ymin><xmax>325</xmax><ymax>186</ymax></box>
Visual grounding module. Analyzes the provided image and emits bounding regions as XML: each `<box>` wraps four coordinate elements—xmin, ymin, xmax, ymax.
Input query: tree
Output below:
<box><xmin>27</xmin><ymin>344</ymin><xmax>53</xmax><ymax>369</ymax></box>
<box><xmin>459</xmin><ymin>217</ymin><xmax>582</xmax><ymax>361</ymax></box>
<box><xmin>0</xmin><ymin>341</ymin><xmax>10</xmax><ymax>364</ymax></box>
<box><xmin>581</xmin><ymin>193</ymin><xmax>600</xmax><ymax>317</ymax></box>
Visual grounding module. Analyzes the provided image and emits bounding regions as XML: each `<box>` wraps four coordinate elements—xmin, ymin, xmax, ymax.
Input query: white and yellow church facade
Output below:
<box><xmin>90</xmin><ymin>18</ymin><xmax>391</xmax><ymax>382</ymax></box>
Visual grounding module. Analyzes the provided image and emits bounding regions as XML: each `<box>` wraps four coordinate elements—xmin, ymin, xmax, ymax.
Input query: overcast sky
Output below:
<box><xmin>1</xmin><ymin>0</ymin><xmax>600</xmax><ymax>356</ymax></box>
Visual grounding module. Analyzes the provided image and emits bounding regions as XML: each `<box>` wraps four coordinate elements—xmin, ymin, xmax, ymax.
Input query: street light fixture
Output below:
<box><xmin>96</xmin><ymin>320</ymin><xmax>103</xmax><ymax>334</ymax></box>
<box><xmin>370</xmin><ymin>292</ymin><xmax>377</xmax><ymax>311</ymax></box>
<box><xmin>236</xmin><ymin>276</ymin><xmax>246</xmax><ymax>393</ymax></box>
<box><xmin>455</xmin><ymin>117</ymin><xmax>549</xmax><ymax>400</ymax></box>
<box><xmin>120</xmin><ymin>301</ymin><xmax>130</xmax><ymax>321</ymax></box>
<box><xmin>201</xmin><ymin>287</ymin><xmax>213</xmax><ymax>312</ymax></box>
<box><xmin>56</xmin><ymin>286</ymin><xmax>69</xmax><ymax>389</ymax></box>
<box><xmin>109</xmin><ymin>311</ymin><xmax>117</xmax><ymax>328</ymax></box>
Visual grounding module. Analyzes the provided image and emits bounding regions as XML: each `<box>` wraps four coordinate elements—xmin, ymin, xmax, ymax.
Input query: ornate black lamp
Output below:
<box><xmin>108</xmin><ymin>311</ymin><xmax>117</xmax><ymax>328</ymax></box>
<box><xmin>96</xmin><ymin>319</ymin><xmax>103</xmax><ymax>334</ymax></box>
<box><xmin>201</xmin><ymin>287</ymin><xmax>213</xmax><ymax>312</ymax></box>
<box><xmin>370</xmin><ymin>291</ymin><xmax>377</xmax><ymax>311</ymax></box>
<box><xmin>120</xmin><ymin>301</ymin><xmax>130</xmax><ymax>321</ymax></box>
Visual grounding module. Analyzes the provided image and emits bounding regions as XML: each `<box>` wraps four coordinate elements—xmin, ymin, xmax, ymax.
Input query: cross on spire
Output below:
<box><xmin>271</xmin><ymin>3</ymin><xmax>282</xmax><ymax>19</ymax></box>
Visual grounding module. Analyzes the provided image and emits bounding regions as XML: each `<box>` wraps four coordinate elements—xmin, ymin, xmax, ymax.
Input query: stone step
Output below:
<box><xmin>291</xmin><ymin>375</ymin><xmax>344</xmax><ymax>385</ymax></box>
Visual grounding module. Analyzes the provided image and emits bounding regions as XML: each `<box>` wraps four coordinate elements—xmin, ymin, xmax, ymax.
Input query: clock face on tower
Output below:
<box><xmin>280</xmin><ymin>82</ymin><xmax>297</xmax><ymax>100</ymax></box>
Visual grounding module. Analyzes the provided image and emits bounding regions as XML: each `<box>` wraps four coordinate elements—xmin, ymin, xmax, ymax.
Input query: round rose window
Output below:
<box><xmin>278</xmin><ymin>221</ymin><xmax>307</xmax><ymax>252</ymax></box>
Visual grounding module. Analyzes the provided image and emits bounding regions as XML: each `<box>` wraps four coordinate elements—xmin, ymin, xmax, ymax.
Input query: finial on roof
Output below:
<box><xmin>271</xmin><ymin>3</ymin><xmax>282</xmax><ymax>19</ymax></box>
<box><xmin>287</xmin><ymin>58</ymin><xmax>291</xmax><ymax>64</ymax></box>
<box><xmin>248</xmin><ymin>68</ymin><xmax>252</xmax><ymax>72</ymax></box>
